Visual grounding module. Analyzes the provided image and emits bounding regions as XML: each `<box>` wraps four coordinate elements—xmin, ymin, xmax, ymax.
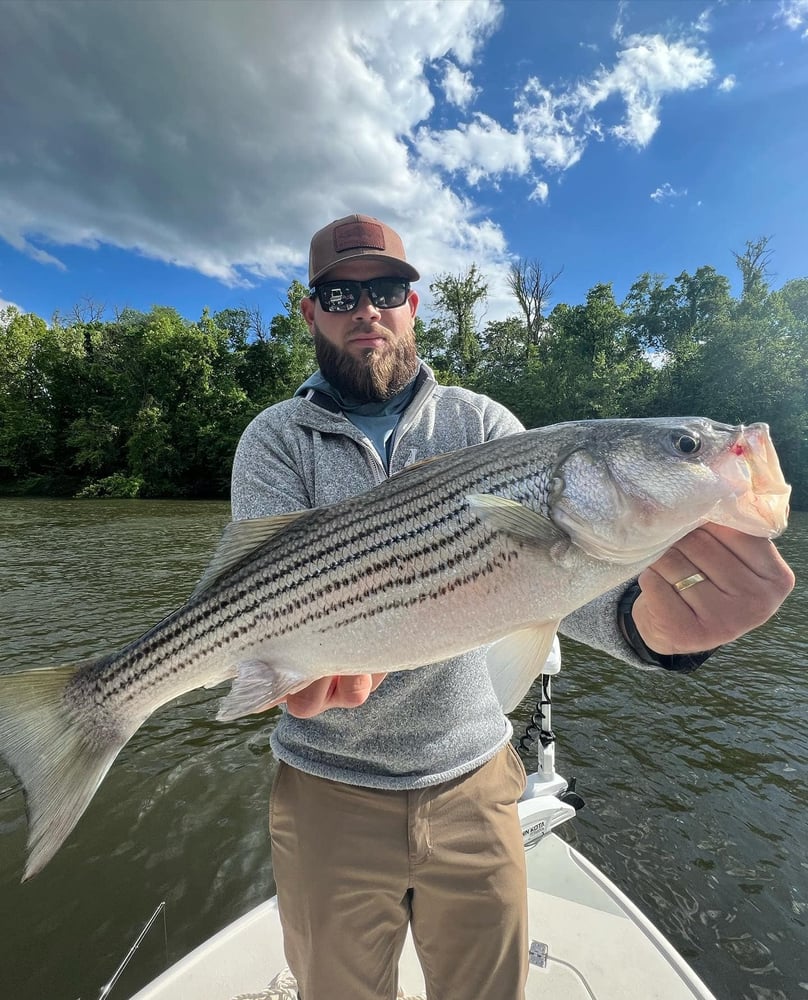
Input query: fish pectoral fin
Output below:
<box><xmin>191</xmin><ymin>510</ymin><xmax>313</xmax><ymax>599</ymax></box>
<box><xmin>487</xmin><ymin>625</ymin><xmax>561</xmax><ymax>713</ymax></box>
<box><xmin>216</xmin><ymin>660</ymin><xmax>310</xmax><ymax>721</ymax></box>
<box><xmin>466</xmin><ymin>494</ymin><xmax>566</xmax><ymax>547</ymax></box>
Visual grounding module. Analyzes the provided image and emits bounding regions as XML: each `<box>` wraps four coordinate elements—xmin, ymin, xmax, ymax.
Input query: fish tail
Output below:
<box><xmin>0</xmin><ymin>663</ymin><xmax>126</xmax><ymax>880</ymax></box>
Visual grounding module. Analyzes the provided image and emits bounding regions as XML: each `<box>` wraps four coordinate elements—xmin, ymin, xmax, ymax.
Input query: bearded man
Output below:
<box><xmin>230</xmin><ymin>214</ymin><xmax>794</xmax><ymax>1000</ymax></box>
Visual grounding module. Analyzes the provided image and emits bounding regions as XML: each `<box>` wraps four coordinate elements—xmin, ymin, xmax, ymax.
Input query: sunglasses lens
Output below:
<box><xmin>368</xmin><ymin>279</ymin><xmax>408</xmax><ymax>308</ymax></box>
<box><xmin>316</xmin><ymin>279</ymin><xmax>409</xmax><ymax>312</ymax></box>
<box><xmin>317</xmin><ymin>282</ymin><xmax>359</xmax><ymax>312</ymax></box>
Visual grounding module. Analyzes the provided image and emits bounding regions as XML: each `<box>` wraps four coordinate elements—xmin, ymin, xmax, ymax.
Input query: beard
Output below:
<box><xmin>313</xmin><ymin>322</ymin><xmax>419</xmax><ymax>402</ymax></box>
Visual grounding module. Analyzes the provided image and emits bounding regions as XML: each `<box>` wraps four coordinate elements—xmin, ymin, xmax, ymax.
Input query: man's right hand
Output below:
<box><xmin>284</xmin><ymin>674</ymin><xmax>387</xmax><ymax>718</ymax></box>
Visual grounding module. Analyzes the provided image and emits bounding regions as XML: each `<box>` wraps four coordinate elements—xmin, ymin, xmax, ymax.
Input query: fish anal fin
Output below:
<box><xmin>487</xmin><ymin>625</ymin><xmax>561</xmax><ymax>713</ymax></box>
<box><xmin>466</xmin><ymin>494</ymin><xmax>566</xmax><ymax>547</ymax></box>
<box><xmin>191</xmin><ymin>510</ymin><xmax>311</xmax><ymax>599</ymax></box>
<box><xmin>216</xmin><ymin>660</ymin><xmax>312</xmax><ymax>721</ymax></box>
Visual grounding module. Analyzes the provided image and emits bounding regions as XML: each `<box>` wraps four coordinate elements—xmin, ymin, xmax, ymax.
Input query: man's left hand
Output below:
<box><xmin>631</xmin><ymin>523</ymin><xmax>795</xmax><ymax>656</ymax></box>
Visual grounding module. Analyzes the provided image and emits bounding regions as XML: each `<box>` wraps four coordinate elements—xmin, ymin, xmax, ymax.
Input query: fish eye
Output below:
<box><xmin>671</xmin><ymin>431</ymin><xmax>701</xmax><ymax>455</ymax></box>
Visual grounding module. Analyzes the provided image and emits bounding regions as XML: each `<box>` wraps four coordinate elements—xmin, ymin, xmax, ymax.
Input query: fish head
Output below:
<box><xmin>547</xmin><ymin>417</ymin><xmax>791</xmax><ymax>564</ymax></box>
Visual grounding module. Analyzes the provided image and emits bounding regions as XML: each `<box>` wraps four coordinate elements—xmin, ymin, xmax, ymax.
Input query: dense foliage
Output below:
<box><xmin>1</xmin><ymin>241</ymin><xmax>806</xmax><ymax>507</ymax></box>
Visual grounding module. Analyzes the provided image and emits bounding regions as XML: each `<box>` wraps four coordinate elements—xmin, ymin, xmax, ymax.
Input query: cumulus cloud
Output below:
<box><xmin>718</xmin><ymin>74</ymin><xmax>737</xmax><ymax>92</ymax></box>
<box><xmin>441</xmin><ymin>62</ymin><xmax>480</xmax><ymax>109</ymax></box>
<box><xmin>417</xmin><ymin>30</ymin><xmax>715</xmax><ymax>184</ymax></box>
<box><xmin>650</xmin><ymin>183</ymin><xmax>687</xmax><ymax>202</ymax></box>
<box><xmin>0</xmin><ymin>0</ymin><xmax>506</xmax><ymax>290</ymax></box>
<box><xmin>579</xmin><ymin>34</ymin><xmax>715</xmax><ymax>147</ymax></box>
<box><xmin>0</xmin><ymin>0</ymin><xmax>715</xmax><ymax>313</ymax></box>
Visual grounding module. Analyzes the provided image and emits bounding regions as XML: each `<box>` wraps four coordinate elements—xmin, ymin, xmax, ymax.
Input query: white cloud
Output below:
<box><xmin>694</xmin><ymin>8</ymin><xmax>712</xmax><ymax>33</ymax></box>
<box><xmin>0</xmin><ymin>0</ymin><xmax>716</xmax><ymax>321</ymax></box>
<box><xmin>0</xmin><ymin>296</ymin><xmax>23</xmax><ymax>314</ymax></box>
<box><xmin>650</xmin><ymin>183</ymin><xmax>687</xmax><ymax>202</ymax></box>
<box><xmin>416</xmin><ymin>112</ymin><xmax>533</xmax><ymax>185</ymax></box>
<box><xmin>778</xmin><ymin>0</ymin><xmax>808</xmax><ymax>34</ymax></box>
<box><xmin>579</xmin><ymin>34</ymin><xmax>715</xmax><ymax>147</ymax></box>
<box><xmin>417</xmin><ymin>31</ymin><xmax>714</xmax><ymax>188</ymax></box>
<box><xmin>441</xmin><ymin>62</ymin><xmax>479</xmax><ymax>109</ymax></box>
<box><xmin>613</xmin><ymin>0</ymin><xmax>628</xmax><ymax>41</ymax></box>
<box><xmin>0</xmin><ymin>0</ymin><xmax>508</xmax><ymax>292</ymax></box>
<box><xmin>718</xmin><ymin>74</ymin><xmax>737</xmax><ymax>92</ymax></box>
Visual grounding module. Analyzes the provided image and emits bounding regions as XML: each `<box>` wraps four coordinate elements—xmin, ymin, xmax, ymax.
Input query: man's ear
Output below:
<box><xmin>407</xmin><ymin>289</ymin><xmax>419</xmax><ymax>317</ymax></box>
<box><xmin>300</xmin><ymin>293</ymin><xmax>315</xmax><ymax>332</ymax></box>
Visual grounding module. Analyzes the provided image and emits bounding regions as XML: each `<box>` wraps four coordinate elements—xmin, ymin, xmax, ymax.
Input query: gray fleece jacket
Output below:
<box><xmin>230</xmin><ymin>363</ymin><xmax>647</xmax><ymax>789</ymax></box>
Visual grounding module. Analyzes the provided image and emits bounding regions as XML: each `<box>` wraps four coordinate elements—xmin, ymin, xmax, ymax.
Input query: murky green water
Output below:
<box><xmin>0</xmin><ymin>499</ymin><xmax>805</xmax><ymax>1000</ymax></box>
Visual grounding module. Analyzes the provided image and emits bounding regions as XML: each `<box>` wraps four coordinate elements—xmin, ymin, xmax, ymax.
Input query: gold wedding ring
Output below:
<box><xmin>673</xmin><ymin>572</ymin><xmax>706</xmax><ymax>592</ymax></box>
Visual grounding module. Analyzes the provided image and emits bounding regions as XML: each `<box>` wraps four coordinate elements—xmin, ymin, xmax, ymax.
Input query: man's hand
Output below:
<box><xmin>632</xmin><ymin>523</ymin><xmax>795</xmax><ymax>655</ymax></box>
<box><xmin>284</xmin><ymin>673</ymin><xmax>387</xmax><ymax>718</ymax></box>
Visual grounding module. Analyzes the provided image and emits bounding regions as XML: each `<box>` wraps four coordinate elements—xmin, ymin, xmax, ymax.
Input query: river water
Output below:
<box><xmin>0</xmin><ymin>499</ymin><xmax>805</xmax><ymax>1000</ymax></box>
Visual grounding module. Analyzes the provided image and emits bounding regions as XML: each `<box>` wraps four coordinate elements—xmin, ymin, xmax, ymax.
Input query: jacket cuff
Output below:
<box><xmin>617</xmin><ymin>581</ymin><xmax>716</xmax><ymax>674</ymax></box>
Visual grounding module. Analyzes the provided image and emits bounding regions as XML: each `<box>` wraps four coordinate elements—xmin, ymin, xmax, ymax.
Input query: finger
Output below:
<box><xmin>285</xmin><ymin>676</ymin><xmax>337</xmax><ymax>718</ymax></box>
<box><xmin>285</xmin><ymin>674</ymin><xmax>380</xmax><ymax>718</ymax></box>
<box><xmin>369</xmin><ymin>672</ymin><xmax>387</xmax><ymax>693</ymax></box>
<box><xmin>676</xmin><ymin>525</ymin><xmax>789</xmax><ymax>583</ymax></box>
<box><xmin>330</xmin><ymin>674</ymin><xmax>375</xmax><ymax>708</ymax></box>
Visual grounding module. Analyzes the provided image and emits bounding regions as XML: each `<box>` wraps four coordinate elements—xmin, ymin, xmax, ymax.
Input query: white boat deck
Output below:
<box><xmin>130</xmin><ymin>832</ymin><xmax>717</xmax><ymax>1000</ymax></box>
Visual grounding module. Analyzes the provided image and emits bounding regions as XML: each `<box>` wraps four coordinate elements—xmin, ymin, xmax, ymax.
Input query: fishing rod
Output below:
<box><xmin>97</xmin><ymin>900</ymin><xmax>167</xmax><ymax>1000</ymax></box>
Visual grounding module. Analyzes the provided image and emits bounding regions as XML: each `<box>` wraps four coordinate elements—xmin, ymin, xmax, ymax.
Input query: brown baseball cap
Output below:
<box><xmin>308</xmin><ymin>214</ymin><xmax>420</xmax><ymax>286</ymax></box>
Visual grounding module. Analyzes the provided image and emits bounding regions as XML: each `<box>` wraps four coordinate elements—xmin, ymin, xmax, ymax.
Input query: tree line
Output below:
<box><xmin>1</xmin><ymin>238</ymin><xmax>805</xmax><ymax>508</ymax></box>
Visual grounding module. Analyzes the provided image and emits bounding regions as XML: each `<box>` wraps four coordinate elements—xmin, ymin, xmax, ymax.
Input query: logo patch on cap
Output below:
<box><xmin>334</xmin><ymin>221</ymin><xmax>386</xmax><ymax>253</ymax></box>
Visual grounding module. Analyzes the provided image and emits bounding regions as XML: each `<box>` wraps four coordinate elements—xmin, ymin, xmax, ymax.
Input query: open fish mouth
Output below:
<box><xmin>714</xmin><ymin>423</ymin><xmax>791</xmax><ymax>538</ymax></box>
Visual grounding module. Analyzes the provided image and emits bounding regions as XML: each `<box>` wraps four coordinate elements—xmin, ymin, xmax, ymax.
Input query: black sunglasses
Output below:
<box><xmin>312</xmin><ymin>277</ymin><xmax>410</xmax><ymax>313</ymax></box>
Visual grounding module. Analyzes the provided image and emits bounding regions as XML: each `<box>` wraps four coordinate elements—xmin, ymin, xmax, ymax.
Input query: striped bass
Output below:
<box><xmin>0</xmin><ymin>417</ymin><xmax>790</xmax><ymax>879</ymax></box>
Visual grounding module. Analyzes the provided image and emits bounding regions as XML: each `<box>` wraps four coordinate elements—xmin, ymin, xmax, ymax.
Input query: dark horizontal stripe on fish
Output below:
<box><xmin>245</xmin><ymin>532</ymin><xmax>509</xmax><ymax>641</ymax></box>
<box><xmin>76</xmin><ymin>440</ymin><xmax>554</xmax><ymax>702</ymax></box>
<box><xmin>316</xmin><ymin>545</ymin><xmax>519</xmax><ymax>635</ymax></box>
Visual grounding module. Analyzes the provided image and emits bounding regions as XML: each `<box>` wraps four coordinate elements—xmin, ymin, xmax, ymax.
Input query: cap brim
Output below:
<box><xmin>310</xmin><ymin>252</ymin><xmax>419</xmax><ymax>286</ymax></box>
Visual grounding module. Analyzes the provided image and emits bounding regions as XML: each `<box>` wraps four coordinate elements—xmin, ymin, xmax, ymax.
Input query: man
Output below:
<box><xmin>230</xmin><ymin>214</ymin><xmax>794</xmax><ymax>1000</ymax></box>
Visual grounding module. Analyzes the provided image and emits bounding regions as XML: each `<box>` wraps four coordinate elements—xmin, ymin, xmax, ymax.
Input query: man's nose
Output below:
<box><xmin>352</xmin><ymin>287</ymin><xmax>381</xmax><ymax>319</ymax></box>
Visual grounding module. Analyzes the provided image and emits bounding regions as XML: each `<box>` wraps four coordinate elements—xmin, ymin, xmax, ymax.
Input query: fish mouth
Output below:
<box><xmin>712</xmin><ymin>423</ymin><xmax>791</xmax><ymax>538</ymax></box>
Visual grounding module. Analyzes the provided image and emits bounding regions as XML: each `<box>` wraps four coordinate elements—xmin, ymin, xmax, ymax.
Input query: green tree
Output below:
<box><xmin>539</xmin><ymin>284</ymin><xmax>653</xmax><ymax>422</ymax></box>
<box><xmin>429</xmin><ymin>265</ymin><xmax>488</xmax><ymax>378</ymax></box>
<box><xmin>229</xmin><ymin>281</ymin><xmax>316</xmax><ymax>409</ymax></box>
<box><xmin>0</xmin><ymin>309</ymin><xmax>60</xmax><ymax>483</ymax></box>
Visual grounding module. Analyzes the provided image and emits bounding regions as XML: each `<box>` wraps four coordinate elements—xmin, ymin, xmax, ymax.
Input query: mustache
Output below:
<box><xmin>349</xmin><ymin>322</ymin><xmax>389</xmax><ymax>336</ymax></box>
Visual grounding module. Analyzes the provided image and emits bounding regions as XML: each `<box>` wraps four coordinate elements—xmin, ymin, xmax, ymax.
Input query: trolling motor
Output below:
<box><xmin>516</xmin><ymin>646</ymin><xmax>584</xmax><ymax>849</ymax></box>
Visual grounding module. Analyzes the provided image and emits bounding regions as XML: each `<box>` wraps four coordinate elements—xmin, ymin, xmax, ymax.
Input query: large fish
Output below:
<box><xmin>0</xmin><ymin>418</ymin><xmax>790</xmax><ymax>879</ymax></box>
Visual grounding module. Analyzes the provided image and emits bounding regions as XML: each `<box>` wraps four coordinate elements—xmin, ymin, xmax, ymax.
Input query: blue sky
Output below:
<box><xmin>1</xmin><ymin>0</ymin><xmax>806</xmax><ymax>326</ymax></box>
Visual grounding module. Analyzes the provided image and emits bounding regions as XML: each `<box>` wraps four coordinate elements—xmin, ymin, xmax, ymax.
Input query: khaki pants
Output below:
<box><xmin>269</xmin><ymin>744</ymin><xmax>529</xmax><ymax>1000</ymax></box>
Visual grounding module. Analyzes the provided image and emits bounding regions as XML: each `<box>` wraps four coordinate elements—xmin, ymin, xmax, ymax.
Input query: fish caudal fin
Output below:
<box><xmin>0</xmin><ymin>664</ymin><xmax>127</xmax><ymax>880</ymax></box>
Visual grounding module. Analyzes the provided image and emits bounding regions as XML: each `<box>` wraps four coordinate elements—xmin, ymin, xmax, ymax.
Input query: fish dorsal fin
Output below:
<box><xmin>487</xmin><ymin>625</ymin><xmax>561</xmax><ymax>713</ymax></box>
<box><xmin>191</xmin><ymin>511</ymin><xmax>310</xmax><ymax>599</ymax></box>
<box><xmin>466</xmin><ymin>494</ymin><xmax>565</xmax><ymax>547</ymax></box>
